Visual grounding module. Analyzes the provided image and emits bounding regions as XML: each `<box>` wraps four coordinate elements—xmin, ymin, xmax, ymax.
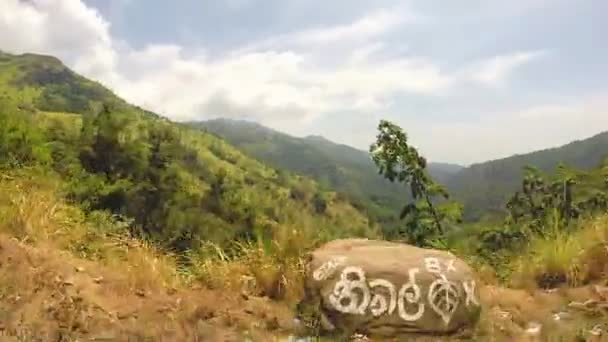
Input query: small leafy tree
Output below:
<box><xmin>505</xmin><ymin>164</ymin><xmax>608</xmax><ymax>237</ymax></box>
<box><xmin>369</xmin><ymin>120</ymin><xmax>462</xmax><ymax>246</ymax></box>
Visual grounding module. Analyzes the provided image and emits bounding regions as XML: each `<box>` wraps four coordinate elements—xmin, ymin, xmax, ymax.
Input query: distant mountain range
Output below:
<box><xmin>191</xmin><ymin>118</ymin><xmax>608</xmax><ymax>222</ymax></box>
<box><xmin>189</xmin><ymin>118</ymin><xmax>464</xmax><ymax>224</ymax></box>
<box><xmin>446</xmin><ymin>130</ymin><xmax>608</xmax><ymax>220</ymax></box>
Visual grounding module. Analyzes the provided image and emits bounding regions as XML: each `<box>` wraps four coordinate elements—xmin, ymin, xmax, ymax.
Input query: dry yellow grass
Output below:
<box><xmin>0</xmin><ymin>169</ymin><xmax>182</xmax><ymax>294</ymax></box>
<box><xmin>511</xmin><ymin>215</ymin><xmax>608</xmax><ymax>289</ymax></box>
<box><xmin>191</xmin><ymin>226</ymin><xmax>309</xmax><ymax>306</ymax></box>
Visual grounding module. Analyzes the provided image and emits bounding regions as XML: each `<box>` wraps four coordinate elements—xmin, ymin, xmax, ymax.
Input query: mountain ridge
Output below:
<box><xmin>447</xmin><ymin>130</ymin><xmax>608</xmax><ymax>220</ymax></box>
<box><xmin>190</xmin><ymin>118</ymin><xmax>464</xmax><ymax>231</ymax></box>
<box><xmin>0</xmin><ymin>51</ymin><xmax>379</xmax><ymax>248</ymax></box>
<box><xmin>193</xmin><ymin>117</ymin><xmax>608</xmax><ymax>223</ymax></box>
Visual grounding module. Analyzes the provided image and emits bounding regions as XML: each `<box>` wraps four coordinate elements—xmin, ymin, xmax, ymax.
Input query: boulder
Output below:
<box><xmin>299</xmin><ymin>239</ymin><xmax>482</xmax><ymax>338</ymax></box>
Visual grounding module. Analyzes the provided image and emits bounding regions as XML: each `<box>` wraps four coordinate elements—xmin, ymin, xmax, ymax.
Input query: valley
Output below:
<box><xmin>0</xmin><ymin>51</ymin><xmax>607</xmax><ymax>341</ymax></box>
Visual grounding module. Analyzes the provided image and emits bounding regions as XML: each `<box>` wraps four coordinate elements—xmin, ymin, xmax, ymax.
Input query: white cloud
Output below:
<box><xmin>0</xmin><ymin>0</ymin><xmax>460</xmax><ymax>124</ymax></box>
<box><xmin>293</xmin><ymin>10</ymin><xmax>406</xmax><ymax>45</ymax></box>
<box><xmin>468</xmin><ymin>51</ymin><xmax>546</xmax><ymax>86</ymax></box>
<box><xmin>0</xmin><ymin>0</ymin><xmax>575</xmax><ymax>165</ymax></box>
<box><xmin>0</xmin><ymin>0</ymin><xmax>122</xmax><ymax>83</ymax></box>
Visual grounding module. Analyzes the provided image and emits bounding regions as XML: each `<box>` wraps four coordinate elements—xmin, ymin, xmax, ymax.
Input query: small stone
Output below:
<box><xmin>117</xmin><ymin>309</ymin><xmax>138</xmax><ymax>320</ymax></box>
<box><xmin>552</xmin><ymin>311</ymin><xmax>572</xmax><ymax>321</ymax></box>
<box><xmin>63</xmin><ymin>277</ymin><xmax>75</xmax><ymax>286</ymax></box>
<box><xmin>350</xmin><ymin>333</ymin><xmax>371</xmax><ymax>341</ymax></box>
<box><xmin>117</xmin><ymin>312</ymin><xmax>130</xmax><ymax>320</ymax></box>
<box><xmin>75</xmin><ymin>266</ymin><xmax>85</xmax><ymax>272</ymax></box>
<box><xmin>525</xmin><ymin>322</ymin><xmax>542</xmax><ymax>336</ymax></box>
<box><xmin>89</xmin><ymin>332</ymin><xmax>116</xmax><ymax>341</ymax></box>
<box><xmin>93</xmin><ymin>276</ymin><xmax>104</xmax><ymax>284</ymax></box>
<box><xmin>589</xmin><ymin>324</ymin><xmax>603</xmax><ymax>336</ymax></box>
<box><xmin>135</xmin><ymin>289</ymin><xmax>146</xmax><ymax>297</ymax></box>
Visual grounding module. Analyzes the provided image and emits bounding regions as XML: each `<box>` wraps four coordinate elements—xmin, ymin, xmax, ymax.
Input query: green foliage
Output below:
<box><xmin>369</xmin><ymin>120</ymin><xmax>462</xmax><ymax>246</ymax></box>
<box><xmin>447</xmin><ymin>131</ymin><xmax>608</xmax><ymax>221</ymax></box>
<box><xmin>0</xmin><ymin>52</ymin><xmax>379</xmax><ymax>263</ymax></box>
<box><xmin>456</xmin><ymin>163</ymin><xmax>608</xmax><ymax>282</ymax></box>
<box><xmin>0</xmin><ymin>97</ymin><xmax>51</xmax><ymax>167</ymax></box>
<box><xmin>193</xmin><ymin>118</ymin><xmax>463</xmax><ymax>233</ymax></box>
<box><xmin>506</xmin><ymin>164</ymin><xmax>608</xmax><ymax>236</ymax></box>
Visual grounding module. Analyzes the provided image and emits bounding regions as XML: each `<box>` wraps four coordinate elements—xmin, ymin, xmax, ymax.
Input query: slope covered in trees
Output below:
<box><xmin>190</xmin><ymin>118</ymin><xmax>463</xmax><ymax>229</ymax></box>
<box><xmin>447</xmin><ymin>132</ymin><xmax>608</xmax><ymax>220</ymax></box>
<box><xmin>0</xmin><ymin>52</ymin><xmax>378</xmax><ymax>256</ymax></box>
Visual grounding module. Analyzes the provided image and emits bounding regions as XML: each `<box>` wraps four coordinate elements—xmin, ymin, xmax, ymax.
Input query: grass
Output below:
<box><xmin>510</xmin><ymin>214</ymin><xmax>608</xmax><ymax>289</ymax></box>
<box><xmin>2</xmin><ymin>168</ymin><xmax>607</xmax><ymax>341</ymax></box>
<box><xmin>0</xmin><ymin>167</ymin><xmax>182</xmax><ymax>293</ymax></box>
<box><xmin>190</xmin><ymin>224</ymin><xmax>311</xmax><ymax>306</ymax></box>
<box><xmin>0</xmin><ymin>167</ymin><xmax>315</xmax><ymax>306</ymax></box>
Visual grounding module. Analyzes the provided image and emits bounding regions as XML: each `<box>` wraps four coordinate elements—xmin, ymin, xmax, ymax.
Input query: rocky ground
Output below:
<box><xmin>0</xmin><ymin>233</ymin><xmax>606</xmax><ymax>341</ymax></box>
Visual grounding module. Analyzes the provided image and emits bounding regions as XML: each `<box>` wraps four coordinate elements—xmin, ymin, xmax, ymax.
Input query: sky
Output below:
<box><xmin>1</xmin><ymin>0</ymin><xmax>607</xmax><ymax>165</ymax></box>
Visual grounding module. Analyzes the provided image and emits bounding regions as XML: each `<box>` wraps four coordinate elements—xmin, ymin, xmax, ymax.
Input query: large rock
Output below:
<box><xmin>299</xmin><ymin>239</ymin><xmax>482</xmax><ymax>338</ymax></box>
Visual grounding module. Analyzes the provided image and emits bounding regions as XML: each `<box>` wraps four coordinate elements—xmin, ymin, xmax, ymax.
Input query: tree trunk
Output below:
<box><xmin>424</xmin><ymin>193</ymin><xmax>443</xmax><ymax>235</ymax></box>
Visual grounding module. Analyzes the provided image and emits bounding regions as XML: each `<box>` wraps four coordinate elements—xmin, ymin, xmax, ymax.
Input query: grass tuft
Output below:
<box><xmin>511</xmin><ymin>215</ymin><xmax>608</xmax><ymax>289</ymax></box>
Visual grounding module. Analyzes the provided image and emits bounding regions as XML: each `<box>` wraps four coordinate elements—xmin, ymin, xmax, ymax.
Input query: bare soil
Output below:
<box><xmin>0</xmin><ymin>235</ymin><xmax>295</xmax><ymax>342</ymax></box>
<box><xmin>0</xmin><ymin>234</ymin><xmax>606</xmax><ymax>341</ymax></box>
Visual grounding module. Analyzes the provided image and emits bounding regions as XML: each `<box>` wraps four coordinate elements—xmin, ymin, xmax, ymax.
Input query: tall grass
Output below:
<box><xmin>190</xmin><ymin>223</ymin><xmax>312</xmax><ymax>305</ymax></box>
<box><xmin>511</xmin><ymin>213</ymin><xmax>608</xmax><ymax>289</ymax></box>
<box><xmin>0</xmin><ymin>168</ymin><xmax>181</xmax><ymax>292</ymax></box>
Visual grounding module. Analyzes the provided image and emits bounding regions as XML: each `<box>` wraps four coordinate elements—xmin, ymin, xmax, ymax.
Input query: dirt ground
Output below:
<box><xmin>0</xmin><ymin>234</ymin><xmax>297</xmax><ymax>342</ymax></box>
<box><xmin>0</xmin><ymin>234</ymin><xmax>606</xmax><ymax>342</ymax></box>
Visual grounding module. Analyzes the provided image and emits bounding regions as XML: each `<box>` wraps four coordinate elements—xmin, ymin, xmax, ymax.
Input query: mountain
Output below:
<box><xmin>192</xmin><ymin>118</ymin><xmax>608</xmax><ymax>224</ymax></box>
<box><xmin>447</xmin><ymin>131</ymin><xmax>608</xmax><ymax>220</ymax></box>
<box><xmin>0</xmin><ymin>52</ymin><xmax>378</xmax><ymax>251</ymax></box>
<box><xmin>189</xmin><ymin>118</ymin><xmax>464</xmax><ymax>225</ymax></box>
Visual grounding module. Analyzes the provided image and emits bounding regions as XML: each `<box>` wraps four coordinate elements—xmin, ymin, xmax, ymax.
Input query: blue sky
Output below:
<box><xmin>1</xmin><ymin>0</ymin><xmax>607</xmax><ymax>165</ymax></box>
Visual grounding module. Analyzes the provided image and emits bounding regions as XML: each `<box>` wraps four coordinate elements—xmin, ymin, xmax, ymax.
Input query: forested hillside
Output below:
<box><xmin>2</xmin><ymin>51</ymin><xmax>608</xmax><ymax>341</ymax></box>
<box><xmin>447</xmin><ymin>132</ymin><xmax>608</xmax><ymax>220</ymax></box>
<box><xmin>191</xmin><ymin>118</ymin><xmax>463</xmax><ymax>228</ymax></box>
<box><xmin>0</xmin><ymin>51</ymin><xmax>379</xmax><ymax>253</ymax></box>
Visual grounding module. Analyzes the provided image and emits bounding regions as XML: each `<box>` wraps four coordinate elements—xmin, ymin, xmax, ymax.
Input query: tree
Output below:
<box><xmin>369</xmin><ymin>120</ymin><xmax>461</xmax><ymax>246</ymax></box>
<box><xmin>506</xmin><ymin>163</ymin><xmax>608</xmax><ymax>237</ymax></box>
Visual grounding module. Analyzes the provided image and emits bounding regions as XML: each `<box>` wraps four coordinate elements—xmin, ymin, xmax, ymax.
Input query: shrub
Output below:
<box><xmin>510</xmin><ymin>215</ymin><xmax>608</xmax><ymax>289</ymax></box>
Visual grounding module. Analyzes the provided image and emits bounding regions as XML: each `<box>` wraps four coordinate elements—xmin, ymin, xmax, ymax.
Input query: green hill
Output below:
<box><xmin>189</xmin><ymin>118</ymin><xmax>463</xmax><ymax>227</ymax></box>
<box><xmin>447</xmin><ymin>131</ymin><xmax>608</xmax><ymax>220</ymax></box>
<box><xmin>0</xmin><ymin>52</ymin><xmax>379</xmax><ymax>253</ymax></box>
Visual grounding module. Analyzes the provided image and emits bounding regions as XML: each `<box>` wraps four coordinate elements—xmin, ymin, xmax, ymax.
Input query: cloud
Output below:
<box><xmin>0</xmin><ymin>0</ymin><xmax>122</xmax><ymax>83</ymax></box>
<box><xmin>0</xmin><ymin>0</ymin><xmax>462</xmax><ymax>123</ymax></box>
<box><xmin>468</xmin><ymin>50</ymin><xmax>546</xmax><ymax>86</ymax></box>
<box><xmin>292</xmin><ymin>10</ymin><xmax>407</xmax><ymax>45</ymax></box>
<box><xmin>0</xmin><ymin>0</ymin><xmax>582</xmax><ymax>165</ymax></box>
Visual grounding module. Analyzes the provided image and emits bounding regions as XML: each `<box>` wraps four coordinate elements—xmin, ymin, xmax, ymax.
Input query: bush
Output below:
<box><xmin>0</xmin><ymin>102</ymin><xmax>51</xmax><ymax>167</ymax></box>
<box><xmin>510</xmin><ymin>215</ymin><xmax>608</xmax><ymax>289</ymax></box>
